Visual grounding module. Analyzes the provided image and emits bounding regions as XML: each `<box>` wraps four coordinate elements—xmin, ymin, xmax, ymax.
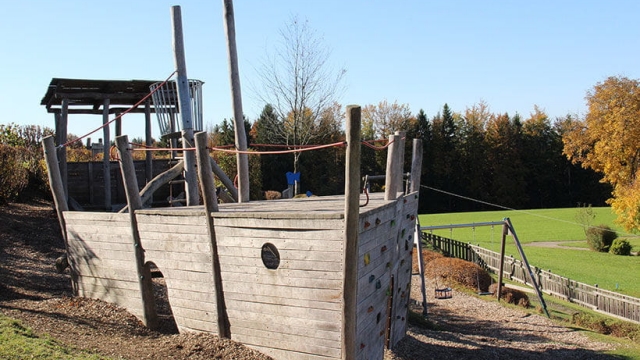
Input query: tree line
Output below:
<box><xmin>209</xmin><ymin>100</ymin><xmax>611</xmax><ymax>214</ymax></box>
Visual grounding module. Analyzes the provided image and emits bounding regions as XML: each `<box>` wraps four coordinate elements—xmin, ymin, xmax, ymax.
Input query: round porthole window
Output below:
<box><xmin>261</xmin><ymin>243</ymin><xmax>280</xmax><ymax>269</ymax></box>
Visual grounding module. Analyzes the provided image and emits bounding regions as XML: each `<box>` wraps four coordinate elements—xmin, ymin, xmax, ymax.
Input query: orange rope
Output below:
<box><xmin>362</xmin><ymin>138</ymin><xmax>395</xmax><ymax>150</ymax></box>
<box><xmin>209</xmin><ymin>141</ymin><xmax>347</xmax><ymax>155</ymax></box>
<box><xmin>58</xmin><ymin>70</ymin><xmax>177</xmax><ymax>148</ymax></box>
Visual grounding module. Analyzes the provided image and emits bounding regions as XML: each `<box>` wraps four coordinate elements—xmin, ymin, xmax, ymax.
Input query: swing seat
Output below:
<box><xmin>435</xmin><ymin>287</ymin><xmax>452</xmax><ymax>299</ymax></box>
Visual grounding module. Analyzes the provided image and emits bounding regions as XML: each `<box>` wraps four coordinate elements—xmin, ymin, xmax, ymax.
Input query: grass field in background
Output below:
<box><xmin>419</xmin><ymin>207</ymin><xmax>640</xmax><ymax>297</ymax></box>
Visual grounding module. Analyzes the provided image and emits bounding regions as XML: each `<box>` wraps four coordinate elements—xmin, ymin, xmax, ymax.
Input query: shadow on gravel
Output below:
<box><xmin>390</xmin><ymin>333</ymin><xmax>625</xmax><ymax>360</ymax></box>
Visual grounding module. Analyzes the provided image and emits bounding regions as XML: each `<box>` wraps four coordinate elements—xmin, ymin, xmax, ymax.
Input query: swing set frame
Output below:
<box><xmin>421</xmin><ymin>218</ymin><xmax>550</xmax><ymax>318</ymax></box>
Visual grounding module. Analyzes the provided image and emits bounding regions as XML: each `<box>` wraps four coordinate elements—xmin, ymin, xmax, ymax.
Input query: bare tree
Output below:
<box><xmin>254</xmin><ymin>16</ymin><xmax>345</xmax><ymax>191</ymax></box>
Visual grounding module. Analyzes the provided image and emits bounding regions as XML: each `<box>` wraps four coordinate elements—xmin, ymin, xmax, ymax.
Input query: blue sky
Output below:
<box><xmin>1</xmin><ymin>0</ymin><xmax>639</xmax><ymax>139</ymax></box>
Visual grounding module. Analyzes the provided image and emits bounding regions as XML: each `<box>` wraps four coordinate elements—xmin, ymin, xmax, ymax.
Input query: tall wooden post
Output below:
<box><xmin>144</xmin><ymin>99</ymin><xmax>153</xmax><ymax>184</ymax></box>
<box><xmin>115</xmin><ymin>135</ymin><xmax>159</xmax><ymax>329</ymax></box>
<box><xmin>342</xmin><ymin>105</ymin><xmax>361</xmax><ymax>360</ymax></box>
<box><xmin>385</xmin><ymin>132</ymin><xmax>404</xmax><ymax>201</ymax></box>
<box><xmin>171</xmin><ymin>5</ymin><xmax>199</xmax><ymax>206</ymax></box>
<box><xmin>115</xmin><ymin>112</ymin><xmax>122</xmax><ymax>137</ymax></box>
<box><xmin>102</xmin><ymin>99</ymin><xmax>112</xmax><ymax>210</ymax></box>
<box><xmin>58</xmin><ymin>98</ymin><xmax>69</xmax><ymax>202</ymax></box>
<box><xmin>222</xmin><ymin>0</ymin><xmax>250</xmax><ymax>202</ymax></box>
<box><xmin>43</xmin><ymin>136</ymin><xmax>69</xmax><ymax>248</ymax></box>
<box><xmin>409</xmin><ymin>138</ymin><xmax>423</xmax><ymax>193</ymax></box>
<box><xmin>395</xmin><ymin>131</ymin><xmax>406</xmax><ymax>193</ymax></box>
<box><xmin>194</xmin><ymin>131</ymin><xmax>230</xmax><ymax>338</ymax></box>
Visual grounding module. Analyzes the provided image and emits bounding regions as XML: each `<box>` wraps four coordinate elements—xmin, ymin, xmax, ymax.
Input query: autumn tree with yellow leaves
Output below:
<box><xmin>562</xmin><ymin>76</ymin><xmax>640</xmax><ymax>231</ymax></box>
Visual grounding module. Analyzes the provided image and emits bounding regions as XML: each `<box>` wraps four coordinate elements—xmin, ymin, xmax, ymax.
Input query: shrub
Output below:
<box><xmin>412</xmin><ymin>249</ymin><xmax>444</xmax><ymax>274</ymax></box>
<box><xmin>426</xmin><ymin>256</ymin><xmax>492</xmax><ymax>292</ymax></box>
<box><xmin>488</xmin><ymin>283</ymin><xmax>530</xmax><ymax>308</ymax></box>
<box><xmin>609</xmin><ymin>239</ymin><xmax>632</xmax><ymax>256</ymax></box>
<box><xmin>264</xmin><ymin>190</ymin><xmax>282</xmax><ymax>200</ymax></box>
<box><xmin>586</xmin><ymin>224</ymin><xmax>617</xmax><ymax>252</ymax></box>
<box><xmin>0</xmin><ymin>145</ymin><xmax>29</xmax><ymax>204</ymax></box>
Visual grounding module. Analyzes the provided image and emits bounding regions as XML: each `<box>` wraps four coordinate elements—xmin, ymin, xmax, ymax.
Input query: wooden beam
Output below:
<box><xmin>342</xmin><ymin>105</ymin><xmax>361</xmax><ymax>360</ymax></box>
<box><xmin>58</xmin><ymin>98</ymin><xmax>69</xmax><ymax>203</ymax></box>
<box><xmin>43</xmin><ymin>137</ymin><xmax>70</xmax><ymax>262</ymax></box>
<box><xmin>115</xmin><ymin>112</ymin><xmax>122</xmax><ymax>137</ymax></box>
<box><xmin>409</xmin><ymin>139</ymin><xmax>423</xmax><ymax>193</ymax></box>
<box><xmin>46</xmin><ymin>107</ymin><xmax>168</xmax><ymax>115</ymax></box>
<box><xmin>54</xmin><ymin>92</ymin><xmax>151</xmax><ymax>100</ymax></box>
<box><xmin>223</xmin><ymin>0</ymin><xmax>250</xmax><ymax>203</ymax></box>
<box><xmin>102</xmin><ymin>99</ymin><xmax>112</xmax><ymax>210</ymax></box>
<box><xmin>145</xmin><ymin>99</ymin><xmax>153</xmax><ymax>183</ymax></box>
<box><xmin>171</xmin><ymin>5</ymin><xmax>199</xmax><ymax>206</ymax></box>
<box><xmin>195</xmin><ymin>131</ymin><xmax>230</xmax><ymax>338</ymax></box>
<box><xmin>209</xmin><ymin>157</ymin><xmax>238</xmax><ymax>202</ymax></box>
<box><xmin>115</xmin><ymin>135</ymin><xmax>159</xmax><ymax>330</ymax></box>
<box><xmin>118</xmin><ymin>161</ymin><xmax>184</xmax><ymax>213</ymax></box>
<box><xmin>384</xmin><ymin>134</ymin><xmax>399</xmax><ymax>201</ymax></box>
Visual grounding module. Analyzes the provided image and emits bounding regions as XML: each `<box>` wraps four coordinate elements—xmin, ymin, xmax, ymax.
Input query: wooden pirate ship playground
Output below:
<box><xmin>40</xmin><ymin>4</ymin><xmax>430</xmax><ymax>359</ymax></box>
<box><xmin>43</xmin><ymin>117</ymin><xmax>424</xmax><ymax>360</ymax></box>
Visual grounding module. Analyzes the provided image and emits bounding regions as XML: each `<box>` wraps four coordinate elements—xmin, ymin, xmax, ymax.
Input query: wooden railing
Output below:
<box><xmin>423</xmin><ymin>233</ymin><xmax>640</xmax><ymax>323</ymax></box>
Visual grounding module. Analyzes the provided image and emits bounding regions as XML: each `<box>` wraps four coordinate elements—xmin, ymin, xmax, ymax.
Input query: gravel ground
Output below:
<box><xmin>0</xmin><ymin>200</ymin><xmax>620</xmax><ymax>359</ymax></box>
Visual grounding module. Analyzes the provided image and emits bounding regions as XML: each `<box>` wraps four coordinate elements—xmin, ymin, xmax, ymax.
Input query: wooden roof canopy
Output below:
<box><xmin>41</xmin><ymin>78</ymin><xmax>169</xmax><ymax>115</ymax></box>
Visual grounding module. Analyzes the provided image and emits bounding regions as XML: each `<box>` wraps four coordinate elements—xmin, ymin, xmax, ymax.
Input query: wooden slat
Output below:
<box><xmin>230</xmin><ymin>326</ymin><xmax>340</xmax><ymax>355</ymax></box>
<box><xmin>136</xmin><ymin>213</ymin><xmax>208</xmax><ymax>226</ymax></box>
<box><xmin>231</xmin><ymin>319</ymin><xmax>340</xmax><ymax>342</ymax></box>
<box><xmin>223</xmin><ymin>282</ymin><xmax>341</xmax><ymax>303</ymax></box>
<box><xmin>220</xmin><ymin>264</ymin><xmax>344</xmax><ymax>280</ymax></box>
<box><xmin>214</xmin><ymin>226</ymin><xmax>344</xmax><ymax>241</ymax></box>
<box><xmin>214</xmin><ymin>217</ymin><xmax>343</xmax><ymax>230</ymax></box>
<box><xmin>136</xmin><ymin>222</ymin><xmax>210</xmax><ymax>235</ymax></box>
<box><xmin>217</xmin><ymin>246</ymin><xmax>342</xmax><ymax>263</ymax></box>
<box><xmin>219</xmin><ymin>256</ymin><xmax>343</xmax><ymax>272</ymax></box>
<box><xmin>223</xmin><ymin>292</ymin><xmax>341</xmax><ymax>312</ymax></box>
<box><xmin>222</xmin><ymin>273</ymin><xmax>340</xmax><ymax>292</ymax></box>
<box><xmin>175</xmin><ymin>317</ymin><xmax>219</xmax><ymax>333</ymax></box>
<box><xmin>216</xmin><ymin>236</ymin><xmax>343</xmax><ymax>252</ymax></box>
<box><xmin>226</xmin><ymin>309</ymin><xmax>340</xmax><ymax>334</ymax></box>
<box><xmin>226</xmin><ymin>298</ymin><xmax>340</xmax><ymax>323</ymax></box>
<box><xmin>249</xmin><ymin>344</ymin><xmax>338</xmax><ymax>360</ymax></box>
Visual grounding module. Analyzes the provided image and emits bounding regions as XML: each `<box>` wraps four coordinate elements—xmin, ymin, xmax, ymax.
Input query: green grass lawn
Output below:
<box><xmin>419</xmin><ymin>207</ymin><xmax>640</xmax><ymax>297</ymax></box>
<box><xmin>0</xmin><ymin>314</ymin><xmax>104</xmax><ymax>359</ymax></box>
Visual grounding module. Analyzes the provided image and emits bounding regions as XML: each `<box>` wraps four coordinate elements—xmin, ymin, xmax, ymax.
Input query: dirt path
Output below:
<box><xmin>526</xmin><ymin>241</ymin><xmax>590</xmax><ymax>250</ymax></box>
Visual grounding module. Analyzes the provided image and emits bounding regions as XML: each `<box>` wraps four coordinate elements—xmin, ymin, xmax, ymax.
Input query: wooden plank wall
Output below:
<box><xmin>354</xmin><ymin>192</ymin><xmax>419</xmax><ymax>360</ymax></box>
<box><xmin>214</xmin><ymin>216</ymin><xmax>345</xmax><ymax>360</ymax></box>
<box><xmin>135</xmin><ymin>211</ymin><xmax>220</xmax><ymax>334</ymax></box>
<box><xmin>67</xmin><ymin>160</ymin><xmax>172</xmax><ymax>208</ymax></box>
<box><xmin>64</xmin><ymin>211</ymin><xmax>145</xmax><ymax>320</ymax></box>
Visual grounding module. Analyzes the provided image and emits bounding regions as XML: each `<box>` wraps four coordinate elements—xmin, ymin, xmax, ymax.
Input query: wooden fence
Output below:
<box><xmin>423</xmin><ymin>233</ymin><xmax>640</xmax><ymax>323</ymax></box>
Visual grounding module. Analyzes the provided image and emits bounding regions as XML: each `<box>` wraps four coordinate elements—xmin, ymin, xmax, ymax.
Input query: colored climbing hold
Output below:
<box><xmin>410</xmin><ymin>215</ymin><xmax>416</xmax><ymax>221</ymax></box>
<box><xmin>367</xmin><ymin>306</ymin><xmax>374</xmax><ymax>313</ymax></box>
<box><xmin>400</xmin><ymin>259</ymin><xmax>405</xmax><ymax>266</ymax></box>
<box><xmin>381</xmin><ymin>245</ymin><xmax>387</xmax><ymax>252</ymax></box>
<box><xmin>364</xmin><ymin>221</ymin><xmax>371</xmax><ymax>229</ymax></box>
<box><xmin>364</xmin><ymin>253</ymin><xmax>371</xmax><ymax>266</ymax></box>
<box><xmin>386</xmin><ymin>262</ymin><xmax>391</xmax><ymax>268</ymax></box>
<box><xmin>375</xmin><ymin>218</ymin><xmax>381</xmax><ymax>225</ymax></box>
<box><xmin>375</xmin><ymin>280</ymin><xmax>381</xmax><ymax>289</ymax></box>
<box><xmin>360</xmin><ymin>343</ymin><xmax>366</xmax><ymax>349</ymax></box>
<box><xmin>391</xmin><ymin>220</ymin><xmax>396</xmax><ymax>227</ymax></box>
<box><xmin>401</xmin><ymin>229</ymin><xmax>406</xmax><ymax>237</ymax></box>
<box><xmin>369</xmin><ymin>274</ymin><xmax>375</xmax><ymax>283</ymax></box>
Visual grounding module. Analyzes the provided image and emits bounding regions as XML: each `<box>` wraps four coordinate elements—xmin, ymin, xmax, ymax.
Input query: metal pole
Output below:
<box><xmin>505</xmin><ymin>218</ymin><xmax>550</xmax><ymax>317</ymax></box>
<box><xmin>171</xmin><ymin>5</ymin><xmax>199</xmax><ymax>206</ymax></box>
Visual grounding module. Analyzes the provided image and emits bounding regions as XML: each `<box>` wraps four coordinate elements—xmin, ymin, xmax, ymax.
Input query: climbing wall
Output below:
<box><xmin>355</xmin><ymin>191</ymin><xmax>419</xmax><ymax>359</ymax></box>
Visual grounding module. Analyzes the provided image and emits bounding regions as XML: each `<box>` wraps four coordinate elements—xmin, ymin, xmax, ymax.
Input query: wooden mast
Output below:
<box><xmin>171</xmin><ymin>5</ymin><xmax>199</xmax><ymax>206</ymax></box>
<box><xmin>342</xmin><ymin>105</ymin><xmax>361</xmax><ymax>360</ymax></box>
<box><xmin>222</xmin><ymin>0</ymin><xmax>250</xmax><ymax>202</ymax></box>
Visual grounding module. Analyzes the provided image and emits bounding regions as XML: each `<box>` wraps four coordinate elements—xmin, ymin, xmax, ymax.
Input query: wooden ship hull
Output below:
<box><xmin>63</xmin><ymin>192</ymin><xmax>419</xmax><ymax>360</ymax></box>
